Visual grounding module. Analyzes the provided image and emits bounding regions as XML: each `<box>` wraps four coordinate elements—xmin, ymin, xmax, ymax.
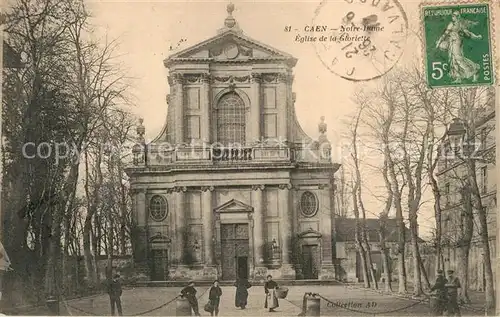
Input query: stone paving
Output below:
<box><xmin>51</xmin><ymin>285</ymin><xmax>487</xmax><ymax>316</ymax></box>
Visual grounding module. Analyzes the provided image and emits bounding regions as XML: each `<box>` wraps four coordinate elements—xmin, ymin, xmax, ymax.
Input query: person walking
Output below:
<box><xmin>430</xmin><ymin>270</ymin><xmax>448</xmax><ymax>316</ymax></box>
<box><xmin>234</xmin><ymin>277</ymin><xmax>252</xmax><ymax>309</ymax></box>
<box><xmin>180</xmin><ymin>281</ymin><xmax>201</xmax><ymax>316</ymax></box>
<box><xmin>264</xmin><ymin>275</ymin><xmax>279</xmax><ymax>312</ymax></box>
<box><xmin>445</xmin><ymin>270</ymin><xmax>461</xmax><ymax>317</ymax></box>
<box><xmin>107</xmin><ymin>274</ymin><xmax>123</xmax><ymax>316</ymax></box>
<box><xmin>208</xmin><ymin>280</ymin><xmax>222</xmax><ymax>316</ymax></box>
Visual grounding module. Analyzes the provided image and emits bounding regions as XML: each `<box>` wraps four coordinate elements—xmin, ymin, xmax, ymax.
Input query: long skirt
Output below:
<box><xmin>235</xmin><ymin>288</ymin><xmax>248</xmax><ymax>308</ymax></box>
<box><xmin>264</xmin><ymin>289</ymin><xmax>279</xmax><ymax>309</ymax></box>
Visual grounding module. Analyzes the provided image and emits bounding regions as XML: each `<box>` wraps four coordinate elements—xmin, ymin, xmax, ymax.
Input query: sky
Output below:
<box><xmin>85</xmin><ymin>0</ymin><xmax>449</xmax><ymax>238</ymax></box>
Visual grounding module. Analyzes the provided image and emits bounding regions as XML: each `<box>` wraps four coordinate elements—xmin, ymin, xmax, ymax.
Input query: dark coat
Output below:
<box><xmin>209</xmin><ymin>286</ymin><xmax>222</xmax><ymax>300</ymax></box>
<box><xmin>234</xmin><ymin>278</ymin><xmax>251</xmax><ymax>307</ymax></box>
<box><xmin>181</xmin><ymin>286</ymin><xmax>198</xmax><ymax>306</ymax></box>
<box><xmin>431</xmin><ymin>275</ymin><xmax>448</xmax><ymax>300</ymax></box>
<box><xmin>264</xmin><ymin>280</ymin><xmax>278</xmax><ymax>294</ymax></box>
<box><xmin>107</xmin><ymin>279</ymin><xmax>122</xmax><ymax>298</ymax></box>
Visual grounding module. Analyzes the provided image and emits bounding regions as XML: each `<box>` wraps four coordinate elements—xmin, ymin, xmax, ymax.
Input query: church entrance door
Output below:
<box><xmin>220</xmin><ymin>224</ymin><xmax>249</xmax><ymax>280</ymax></box>
<box><xmin>150</xmin><ymin>249</ymin><xmax>168</xmax><ymax>281</ymax></box>
<box><xmin>302</xmin><ymin>245</ymin><xmax>319</xmax><ymax>279</ymax></box>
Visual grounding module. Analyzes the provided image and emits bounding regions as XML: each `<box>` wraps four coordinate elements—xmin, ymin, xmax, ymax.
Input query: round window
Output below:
<box><xmin>150</xmin><ymin>195</ymin><xmax>168</xmax><ymax>221</ymax></box>
<box><xmin>300</xmin><ymin>191</ymin><xmax>318</xmax><ymax>217</ymax></box>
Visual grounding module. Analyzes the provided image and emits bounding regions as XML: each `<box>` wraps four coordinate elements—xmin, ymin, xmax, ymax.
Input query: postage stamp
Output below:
<box><xmin>313</xmin><ymin>0</ymin><xmax>409</xmax><ymax>82</ymax></box>
<box><xmin>421</xmin><ymin>2</ymin><xmax>494</xmax><ymax>88</ymax></box>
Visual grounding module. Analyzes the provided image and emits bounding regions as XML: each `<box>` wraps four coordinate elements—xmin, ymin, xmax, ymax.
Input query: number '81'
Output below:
<box><xmin>431</xmin><ymin>62</ymin><xmax>448</xmax><ymax>80</ymax></box>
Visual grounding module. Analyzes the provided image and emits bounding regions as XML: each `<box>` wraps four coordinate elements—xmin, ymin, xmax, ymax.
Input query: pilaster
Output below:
<box><xmin>173</xmin><ymin>73</ymin><xmax>184</xmax><ymax>144</ymax></box>
<box><xmin>251</xmin><ymin>185</ymin><xmax>265</xmax><ymax>267</ymax></box>
<box><xmin>201</xmin><ymin>74</ymin><xmax>211</xmax><ymax>144</ymax></box>
<box><xmin>202</xmin><ymin>186</ymin><xmax>215</xmax><ymax>265</ymax></box>
<box><xmin>279</xmin><ymin>184</ymin><xmax>292</xmax><ymax>264</ymax></box>
<box><xmin>277</xmin><ymin>73</ymin><xmax>290</xmax><ymax>142</ymax></box>
<box><xmin>174</xmin><ymin>186</ymin><xmax>187</xmax><ymax>264</ymax></box>
<box><xmin>250</xmin><ymin>73</ymin><xmax>261</xmax><ymax>143</ymax></box>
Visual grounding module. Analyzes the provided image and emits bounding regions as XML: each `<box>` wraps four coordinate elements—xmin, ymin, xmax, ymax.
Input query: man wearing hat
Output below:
<box><xmin>430</xmin><ymin>270</ymin><xmax>448</xmax><ymax>315</ymax></box>
<box><xmin>181</xmin><ymin>281</ymin><xmax>201</xmax><ymax>316</ymax></box>
<box><xmin>107</xmin><ymin>274</ymin><xmax>123</xmax><ymax>316</ymax></box>
<box><xmin>445</xmin><ymin>269</ymin><xmax>461</xmax><ymax>316</ymax></box>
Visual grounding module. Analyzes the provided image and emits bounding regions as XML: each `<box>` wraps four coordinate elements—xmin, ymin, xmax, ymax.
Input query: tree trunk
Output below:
<box><xmin>378</xmin><ymin>222</ymin><xmax>392</xmax><ymax>292</ymax></box>
<box><xmin>418</xmin><ymin>254</ymin><xmax>431</xmax><ymax>290</ymax></box>
<box><xmin>467</xmin><ymin>160</ymin><xmax>495</xmax><ymax>309</ymax></box>
<box><xmin>409</xmin><ymin>216</ymin><xmax>423</xmax><ymax>296</ymax></box>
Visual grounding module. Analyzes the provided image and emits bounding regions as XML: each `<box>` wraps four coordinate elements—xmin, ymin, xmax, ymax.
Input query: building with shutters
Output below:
<box><xmin>126</xmin><ymin>3</ymin><xmax>340</xmax><ymax>282</ymax></box>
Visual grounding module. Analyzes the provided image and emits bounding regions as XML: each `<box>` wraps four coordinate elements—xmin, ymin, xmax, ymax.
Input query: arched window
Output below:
<box><xmin>300</xmin><ymin>191</ymin><xmax>318</xmax><ymax>217</ymax></box>
<box><xmin>216</xmin><ymin>92</ymin><xmax>246</xmax><ymax>145</ymax></box>
<box><xmin>150</xmin><ymin>195</ymin><xmax>168</xmax><ymax>221</ymax></box>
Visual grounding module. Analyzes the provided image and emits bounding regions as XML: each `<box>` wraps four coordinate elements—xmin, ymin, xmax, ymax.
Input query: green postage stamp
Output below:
<box><xmin>421</xmin><ymin>2</ymin><xmax>494</xmax><ymax>88</ymax></box>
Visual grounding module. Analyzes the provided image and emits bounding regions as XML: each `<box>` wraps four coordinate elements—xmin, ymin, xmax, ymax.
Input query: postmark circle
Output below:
<box><xmin>313</xmin><ymin>0</ymin><xmax>409</xmax><ymax>81</ymax></box>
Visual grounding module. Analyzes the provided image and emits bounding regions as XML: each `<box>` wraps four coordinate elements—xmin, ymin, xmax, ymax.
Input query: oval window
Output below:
<box><xmin>150</xmin><ymin>195</ymin><xmax>168</xmax><ymax>222</ymax></box>
<box><xmin>300</xmin><ymin>191</ymin><xmax>318</xmax><ymax>217</ymax></box>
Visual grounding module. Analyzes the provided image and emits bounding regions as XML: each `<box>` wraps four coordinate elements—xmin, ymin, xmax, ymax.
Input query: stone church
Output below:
<box><xmin>126</xmin><ymin>3</ymin><xmax>340</xmax><ymax>281</ymax></box>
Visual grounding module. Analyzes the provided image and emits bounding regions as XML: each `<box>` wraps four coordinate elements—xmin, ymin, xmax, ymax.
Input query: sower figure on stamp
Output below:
<box><xmin>264</xmin><ymin>275</ymin><xmax>279</xmax><ymax>312</ymax></box>
<box><xmin>181</xmin><ymin>281</ymin><xmax>201</xmax><ymax>316</ymax></box>
<box><xmin>430</xmin><ymin>270</ymin><xmax>448</xmax><ymax>316</ymax></box>
<box><xmin>107</xmin><ymin>274</ymin><xmax>123</xmax><ymax>316</ymax></box>
<box><xmin>445</xmin><ymin>270</ymin><xmax>461</xmax><ymax>317</ymax></box>
<box><xmin>435</xmin><ymin>10</ymin><xmax>482</xmax><ymax>83</ymax></box>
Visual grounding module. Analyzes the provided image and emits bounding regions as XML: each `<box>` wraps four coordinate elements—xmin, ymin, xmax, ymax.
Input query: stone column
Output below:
<box><xmin>279</xmin><ymin>184</ymin><xmax>292</xmax><ymax>264</ymax></box>
<box><xmin>252</xmin><ymin>185</ymin><xmax>265</xmax><ymax>266</ymax></box>
<box><xmin>319</xmin><ymin>185</ymin><xmax>335</xmax><ymax>279</ymax></box>
<box><xmin>277</xmin><ymin>73</ymin><xmax>289</xmax><ymax>142</ymax></box>
<box><xmin>202</xmin><ymin>186</ymin><xmax>214</xmax><ymax>265</ymax></box>
<box><xmin>134</xmin><ymin>189</ymin><xmax>148</xmax><ymax>262</ymax></box>
<box><xmin>201</xmin><ymin>74</ymin><xmax>211</xmax><ymax>144</ymax></box>
<box><xmin>136</xmin><ymin>190</ymin><xmax>147</xmax><ymax>226</ymax></box>
<box><xmin>250</xmin><ymin>73</ymin><xmax>261</xmax><ymax>143</ymax></box>
<box><xmin>173</xmin><ymin>73</ymin><xmax>184</xmax><ymax>144</ymax></box>
<box><xmin>175</xmin><ymin>187</ymin><xmax>186</xmax><ymax>264</ymax></box>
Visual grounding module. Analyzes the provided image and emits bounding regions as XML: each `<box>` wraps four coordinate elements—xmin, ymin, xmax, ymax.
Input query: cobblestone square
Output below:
<box><xmin>56</xmin><ymin>285</ymin><xmax>486</xmax><ymax>316</ymax></box>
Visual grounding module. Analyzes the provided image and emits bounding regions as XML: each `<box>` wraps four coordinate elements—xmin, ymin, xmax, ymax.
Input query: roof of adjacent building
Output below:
<box><xmin>3</xmin><ymin>41</ymin><xmax>23</xmax><ymax>69</ymax></box>
<box><xmin>335</xmin><ymin>218</ymin><xmax>425</xmax><ymax>243</ymax></box>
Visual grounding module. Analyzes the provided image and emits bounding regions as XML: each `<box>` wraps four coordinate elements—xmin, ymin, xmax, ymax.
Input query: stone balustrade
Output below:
<box><xmin>131</xmin><ymin>143</ymin><xmax>330</xmax><ymax>167</ymax></box>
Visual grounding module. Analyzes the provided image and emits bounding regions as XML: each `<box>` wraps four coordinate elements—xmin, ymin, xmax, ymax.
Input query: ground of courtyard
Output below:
<box><xmin>14</xmin><ymin>284</ymin><xmax>488</xmax><ymax>316</ymax></box>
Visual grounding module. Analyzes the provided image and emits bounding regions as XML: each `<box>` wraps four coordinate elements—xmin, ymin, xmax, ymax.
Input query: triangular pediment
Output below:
<box><xmin>214</xmin><ymin>199</ymin><xmax>253</xmax><ymax>213</ymax></box>
<box><xmin>164</xmin><ymin>30</ymin><xmax>297</xmax><ymax>67</ymax></box>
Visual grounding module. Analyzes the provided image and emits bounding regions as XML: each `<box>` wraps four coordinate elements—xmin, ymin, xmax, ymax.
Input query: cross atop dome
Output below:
<box><xmin>218</xmin><ymin>2</ymin><xmax>242</xmax><ymax>34</ymax></box>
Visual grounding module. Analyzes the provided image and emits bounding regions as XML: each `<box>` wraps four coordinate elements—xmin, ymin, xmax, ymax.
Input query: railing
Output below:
<box><xmin>212</xmin><ymin>147</ymin><xmax>253</xmax><ymax>161</ymax></box>
<box><xmin>131</xmin><ymin>144</ymin><xmax>331</xmax><ymax>167</ymax></box>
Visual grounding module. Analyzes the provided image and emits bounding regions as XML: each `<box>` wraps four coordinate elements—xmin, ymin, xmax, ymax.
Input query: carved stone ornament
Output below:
<box><xmin>213</xmin><ymin>75</ymin><xmax>250</xmax><ymax>84</ymax></box>
<box><xmin>172</xmin><ymin>186</ymin><xmax>188</xmax><ymax>193</ymax></box>
<box><xmin>239</xmin><ymin>46</ymin><xmax>253</xmax><ymax>57</ymax></box>
<box><xmin>251</xmin><ymin>73</ymin><xmax>262</xmax><ymax>83</ymax></box>
<box><xmin>278</xmin><ymin>184</ymin><xmax>293</xmax><ymax>190</ymax></box>
<box><xmin>201</xmin><ymin>186</ymin><xmax>215</xmax><ymax>192</ymax></box>
<box><xmin>262</xmin><ymin>74</ymin><xmax>278</xmax><ymax>83</ymax></box>
<box><xmin>251</xmin><ymin>184</ymin><xmax>265</xmax><ymax>191</ymax></box>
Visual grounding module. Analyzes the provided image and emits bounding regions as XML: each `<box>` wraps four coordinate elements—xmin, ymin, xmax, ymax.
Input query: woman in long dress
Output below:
<box><xmin>264</xmin><ymin>275</ymin><xmax>279</xmax><ymax>312</ymax></box>
<box><xmin>234</xmin><ymin>277</ymin><xmax>252</xmax><ymax>309</ymax></box>
<box><xmin>435</xmin><ymin>10</ymin><xmax>482</xmax><ymax>83</ymax></box>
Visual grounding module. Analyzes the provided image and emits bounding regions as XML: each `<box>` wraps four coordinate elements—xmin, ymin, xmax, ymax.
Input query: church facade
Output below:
<box><xmin>126</xmin><ymin>4</ymin><xmax>340</xmax><ymax>281</ymax></box>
